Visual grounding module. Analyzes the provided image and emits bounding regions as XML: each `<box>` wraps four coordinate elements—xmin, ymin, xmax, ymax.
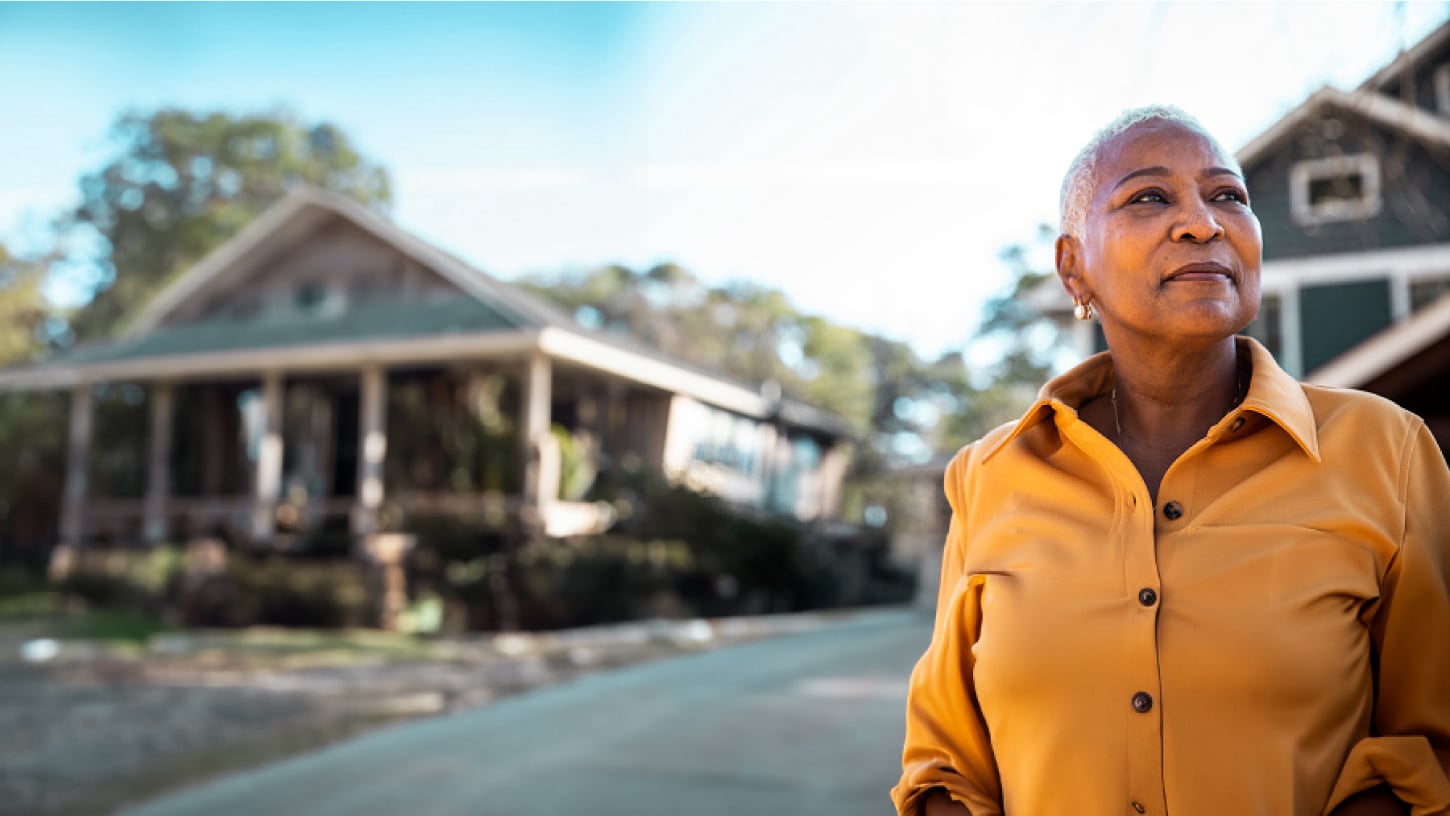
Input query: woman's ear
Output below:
<box><xmin>1055</xmin><ymin>234</ymin><xmax>1088</xmax><ymax>303</ymax></box>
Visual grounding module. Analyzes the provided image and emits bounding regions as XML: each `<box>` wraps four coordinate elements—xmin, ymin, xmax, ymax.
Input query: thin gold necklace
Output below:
<box><xmin>1110</xmin><ymin>372</ymin><xmax>1245</xmax><ymax>440</ymax></box>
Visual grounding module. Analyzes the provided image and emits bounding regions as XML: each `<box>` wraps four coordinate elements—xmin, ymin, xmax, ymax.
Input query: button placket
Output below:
<box><xmin>1122</xmin><ymin>471</ymin><xmax>1165</xmax><ymax>816</ymax></box>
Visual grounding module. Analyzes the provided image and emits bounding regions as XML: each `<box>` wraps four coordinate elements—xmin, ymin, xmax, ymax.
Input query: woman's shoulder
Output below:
<box><xmin>1298</xmin><ymin>382</ymin><xmax>1424</xmax><ymax>436</ymax></box>
<box><xmin>1297</xmin><ymin>383</ymin><xmax>1429</xmax><ymax>472</ymax></box>
<box><xmin>943</xmin><ymin>419</ymin><xmax>1024</xmax><ymax>487</ymax></box>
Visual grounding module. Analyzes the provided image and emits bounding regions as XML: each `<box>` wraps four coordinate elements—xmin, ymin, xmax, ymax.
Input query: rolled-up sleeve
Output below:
<box><xmin>892</xmin><ymin>451</ymin><xmax>1002</xmax><ymax>816</ymax></box>
<box><xmin>1324</xmin><ymin>421</ymin><xmax>1450</xmax><ymax>815</ymax></box>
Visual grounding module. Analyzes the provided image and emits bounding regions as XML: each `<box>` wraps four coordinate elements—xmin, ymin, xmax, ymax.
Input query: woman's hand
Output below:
<box><xmin>922</xmin><ymin>788</ymin><xmax>972</xmax><ymax>816</ymax></box>
<box><xmin>1328</xmin><ymin>785</ymin><xmax>1409</xmax><ymax>816</ymax></box>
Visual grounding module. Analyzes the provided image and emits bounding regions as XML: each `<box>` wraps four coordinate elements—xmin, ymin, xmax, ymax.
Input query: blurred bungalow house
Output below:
<box><xmin>0</xmin><ymin>187</ymin><xmax>853</xmax><ymax>554</ymax></box>
<box><xmin>1029</xmin><ymin>18</ymin><xmax>1450</xmax><ymax>455</ymax></box>
<box><xmin>902</xmin><ymin>21</ymin><xmax>1450</xmax><ymax>604</ymax></box>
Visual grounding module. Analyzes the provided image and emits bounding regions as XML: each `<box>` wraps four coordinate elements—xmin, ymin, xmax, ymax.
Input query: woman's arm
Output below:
<box><xmin>892</xmin><ymin>449</ymin><xmax>1003</xmax><ymax>816</ymax></box>
<box><xmin>1323</xmin><ymin>421</ymin><xmax>1450</xmax><ymax>813</ymax></box>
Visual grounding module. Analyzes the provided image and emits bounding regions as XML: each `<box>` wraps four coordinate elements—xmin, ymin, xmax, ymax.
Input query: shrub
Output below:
<box><xmin>223</xmin><ymin>555</ymin><xmax>377</xmax><ymax>628</ymax></box>
<box><xmin>55</xmin><ymin>545</ymin><xmax>185</xmax><ymax>613</ymax></box>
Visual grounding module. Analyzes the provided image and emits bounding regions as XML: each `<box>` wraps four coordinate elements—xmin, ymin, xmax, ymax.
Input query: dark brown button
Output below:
<box><xmin>1138</xmin><ymin>588</ymin><xmax>1158</xmax><ymax>607</ymax></box>
<box><xmin>1162</xmin><ymin>501</ymin><xmax>1183</xmax><ymax>520</ymax></box>
<box><xmin>1132</xmin><ymin>691</ymin><xmax>1153</xmax><ymax>713</ymax></box>
<box><xmin>1230</xmin><ymin>416</ymin><xmax>1245</xmax><ymax>432</ymax></box>
<box><xmin>1132</xmin><ymin>803</ymin><xmax>1147</xmax><ymax>814</ymax></box>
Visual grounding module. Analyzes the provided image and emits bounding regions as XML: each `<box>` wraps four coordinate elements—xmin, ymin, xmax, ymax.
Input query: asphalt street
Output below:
<box><xmin>122</xmin><ymin>607</ymin><xmax>933</xmax><ymax>816</ymax></box>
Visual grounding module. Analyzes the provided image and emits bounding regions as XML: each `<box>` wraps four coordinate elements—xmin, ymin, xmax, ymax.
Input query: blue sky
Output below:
<box><xmin>2</xmin><ymin>1</ymin><xmax>1447</xmax><ymax>360</ymax></box>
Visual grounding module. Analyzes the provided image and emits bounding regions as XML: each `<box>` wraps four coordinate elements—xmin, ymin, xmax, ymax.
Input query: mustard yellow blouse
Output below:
<box><xmin>894</xmin><ymin>337</ymin><xmax>1450</xmax><ymax>816</ymax></box>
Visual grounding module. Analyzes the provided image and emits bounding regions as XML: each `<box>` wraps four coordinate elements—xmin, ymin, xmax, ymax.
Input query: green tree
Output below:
<box><xmin>62</xmin><ymin>108</ymin><xmax>392</xmax><ymax>341</ymax></box>
<box><xmin>521</xmin><ymin>263</ymin><xmax>885</xmax><ymax>435</ymax></box>
<box><xmin>0</xmin><ymin>242</ymin><xmax>65</xmax><ymax>564</ymax></box>
<box><xmin>0</xmin><ymin>242</ymin><xmax>51</xmax><ymax>366</ymax></box>
<box><xmin>938</xmin><ymin>226</ymin><xmax>1068</xmax><ymax>446</ymax></box>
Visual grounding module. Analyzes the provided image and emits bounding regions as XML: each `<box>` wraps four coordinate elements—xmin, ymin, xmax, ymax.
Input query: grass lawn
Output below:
<box><xmin>0</xmin><ymin>568</ymin><xmax>438</xmax><ymax>664</ymax></box>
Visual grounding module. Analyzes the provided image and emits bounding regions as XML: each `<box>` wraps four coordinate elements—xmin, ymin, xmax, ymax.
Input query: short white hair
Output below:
<box><xmin>1058</xmin><ymin>105</ymin><xmax>1238</xmax><ymax>239</ymax></box>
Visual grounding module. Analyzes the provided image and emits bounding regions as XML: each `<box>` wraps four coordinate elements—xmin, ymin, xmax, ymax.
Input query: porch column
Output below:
<box><xmin>521</xmin><ymin>352</ymin><xmax>553</xmax><ymax>513</ymax></box>
<box><xmin>816</xmin><ymin>442</ymin><xmax>852</xmax><ymax>521</ymax></box>
<box><xmin>251</xmin><ymin>371</ymin><xmax>284</xmax><ymax>542</ymax></box>
<box><xmin>352</xmin><ymin>365</ymin><xmax>387</xmax><ymax>536</ymax></box>
<box><xmin>601</xmin><ymin>380</ymin><xmax>625</xmax><ymax>459</ymax></box>
<box><xmin>143</xmin><ymin>382</ymin><xmax>175</xmax><ymax>544</ymax></box>
<box><xmin>756</xmin><ymin>421</ymin><xmax>780</xmax><ymax>511</ymax></box>
<box><xmin>59</xmin><ymin>383</ymin><xmax>94</xmax><ymax>550</ymax></box>
<box><xmin>199</xmin><ymin>387</ymin><xmax>226</xmax><ymax>496</ymax></box>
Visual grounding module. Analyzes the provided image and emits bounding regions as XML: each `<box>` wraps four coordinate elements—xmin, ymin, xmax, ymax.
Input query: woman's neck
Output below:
<box><xmin>1101</xmin><ymin>337</ymin><xmax>1245</xmax><ymax>498</ymax></box>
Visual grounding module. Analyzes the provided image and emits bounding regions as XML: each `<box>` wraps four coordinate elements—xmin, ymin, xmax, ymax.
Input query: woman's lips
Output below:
<box><xmin>1167</xmin><ymin>262</ymin><xmax>1232</xmax><ymax>282</ymax></box>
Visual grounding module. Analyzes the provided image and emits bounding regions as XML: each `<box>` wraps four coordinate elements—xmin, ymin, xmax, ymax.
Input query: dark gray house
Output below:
<box><xmin>1238</xmin><ymin>20</ymin><xmax>1450</xmax><ymax>450</ymax></box>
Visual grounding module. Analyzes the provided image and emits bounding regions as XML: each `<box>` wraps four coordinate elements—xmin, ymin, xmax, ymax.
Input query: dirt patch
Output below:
<box><xmin>0</xmin><ymin>616</ymin><xmax>825</xmax><ymax>815</ymax></box>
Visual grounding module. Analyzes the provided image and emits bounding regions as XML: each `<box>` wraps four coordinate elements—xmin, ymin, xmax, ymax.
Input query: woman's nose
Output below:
<box><xmin>1171</xmin><ymin>200</ymin><xmax>1225</xmax><ymax>243</ymax></box>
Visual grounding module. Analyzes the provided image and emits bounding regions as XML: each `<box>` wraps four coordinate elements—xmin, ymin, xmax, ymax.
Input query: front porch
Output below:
<box><xmin>57</xmin><ymin>354</ymin><xmax>660</xmax><ymax>552</ymax></box>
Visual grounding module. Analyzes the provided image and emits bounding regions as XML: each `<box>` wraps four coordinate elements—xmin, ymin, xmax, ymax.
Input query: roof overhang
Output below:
<box><xmin>539</xmin><ymin>327</ymin><xmax>854</xmax><ymax>436</ymax></box>
<box><xmin>0</xmin><ymin>324</ymin><xmax>856</xmax><ymax>438</ymax></box>
<box><xmin>1307</xmin><ymin>291</ymin><xmax>1450</xmax><ymax>391</ymax></box>
<box><xmin>1357</xmin><ymin>21</ymin><xmax>1450</xmax><ymax>94</ymax></box>
<box><xmin>0</xmin><ymin>329</ymin><xmax>541</xmax><ymax>391</ymax></box>
<box><xmin>1237</xmin><ymin>86</ymin><xmax>1450</xmax><ymax>168</ymax></box>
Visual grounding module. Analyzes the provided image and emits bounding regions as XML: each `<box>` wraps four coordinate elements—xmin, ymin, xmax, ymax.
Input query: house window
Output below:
<box><xmin>693</xmin><ymin>407</ymin><xmax>757</xmax><ymax>475</ymax></box>
<box><xmin>294</xmin><ymin>282</ymin><xmax>345</xmax><ymax>317</ymax></box>
<box><xmin>1289</xmin><ymin>153</ymin><xmax>1382</xmax><ymax>226</ymax></box>
<box><xmin>1410</xmin><ymin>276</ymin><xmax>1450</xmax><ymax>312</ymax></box>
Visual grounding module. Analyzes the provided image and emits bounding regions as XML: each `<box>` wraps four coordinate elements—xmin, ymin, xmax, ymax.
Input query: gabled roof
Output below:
<box><xmin>128</xmin><ymin>185</ymin><xmax>576</xmax><ymax>336</ymax></box>
<box><xmin>1237</xmin><ymin>85</ymin><xmax>1450</xmax><ymax>168</ymax></box>
<box><xmin>1357</xmin><ymin>19</ymin><xmax>1450</xmax><ymax>95</ymax></box>
<box><xmin>1</xmin><ymin>185</ymin><xmax>854</xmax><ymax>437</ymax></box>
<box><xmin>59</xmin><ymin>295</ymin><xmax>517</xmax><ymax>366</ymax></box>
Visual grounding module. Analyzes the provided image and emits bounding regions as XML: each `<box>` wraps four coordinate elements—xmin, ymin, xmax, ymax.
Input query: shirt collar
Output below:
<box><xmin>981</xmin><ymin>336</ymin><xmax>1321</xmax><ymax>464</ymax></box>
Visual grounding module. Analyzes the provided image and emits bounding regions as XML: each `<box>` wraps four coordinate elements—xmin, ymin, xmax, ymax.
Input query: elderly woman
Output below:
<box><xmin>893</xmin><ymin>106</ymin><xmax>1450</xmax><ymax>816</ymax></box>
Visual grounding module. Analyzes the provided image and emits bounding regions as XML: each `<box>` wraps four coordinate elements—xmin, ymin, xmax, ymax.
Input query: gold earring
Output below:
<box><xmin>1074</xmin><ymin>300</ymin><xmax>1094</xmax><ymax>321</ymax></box>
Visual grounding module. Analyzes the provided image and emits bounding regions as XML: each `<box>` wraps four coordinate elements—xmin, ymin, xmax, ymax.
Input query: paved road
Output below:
<box><xmin>123</xmin><ymin>608</ymin><xmax>933</xmax><ymax>816</ymax></box>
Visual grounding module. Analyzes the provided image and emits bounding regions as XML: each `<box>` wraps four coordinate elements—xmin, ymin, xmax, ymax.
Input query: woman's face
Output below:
<box><xmin>1060</xmin><ymin>119</ymin><xmax>1262</xmax><ymax>349</ymax></box>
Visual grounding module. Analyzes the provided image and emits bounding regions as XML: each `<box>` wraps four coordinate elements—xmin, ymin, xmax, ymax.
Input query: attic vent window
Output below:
<box><xmin>295</xmin><ymin>283</ymin><xmax>344</xmax><ymax>316</ymax></box>
<box><xmin>1289</xmin><ymin>153</ymin><xmax>1382</xmax><ymax>226</ymax></box>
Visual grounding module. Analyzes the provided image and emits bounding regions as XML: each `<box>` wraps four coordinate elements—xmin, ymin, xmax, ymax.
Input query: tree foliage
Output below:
<box><xmin>63</xmin><ymin>108</ymin><xmax>392</xmax><ymax>341</ymax></box>
<box><xmin>520</xmin><ymin>240</ymin><xmax>1067</xmax><ymax>501</ymax></box>
<box><xmin>520</xmin><ymin>264</ymin><xmax>881</xmax><ymax>435</ymax></box>
<box><xmin>0</xmin><ymin>243</ymin><xmax>50</xmax><ymax>366</ymax></box>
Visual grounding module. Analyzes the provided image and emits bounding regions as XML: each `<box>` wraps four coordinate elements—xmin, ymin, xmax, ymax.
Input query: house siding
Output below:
<box><xmin>1245</xmin><ymin>108</ymin><xmax>1450</xmax><ymax>261</ymax></box>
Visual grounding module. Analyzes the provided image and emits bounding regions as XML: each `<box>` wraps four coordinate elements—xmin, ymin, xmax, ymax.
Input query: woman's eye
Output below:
<box><xmin>1213</xmin><ymin>188</ymin><xmax>1250</xmax><ymax>204</ymax></box>
<box><xmin>1130</xmin><ymin>190</ymin><xmax>1167</xmax><ymax>204</ymax></box>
